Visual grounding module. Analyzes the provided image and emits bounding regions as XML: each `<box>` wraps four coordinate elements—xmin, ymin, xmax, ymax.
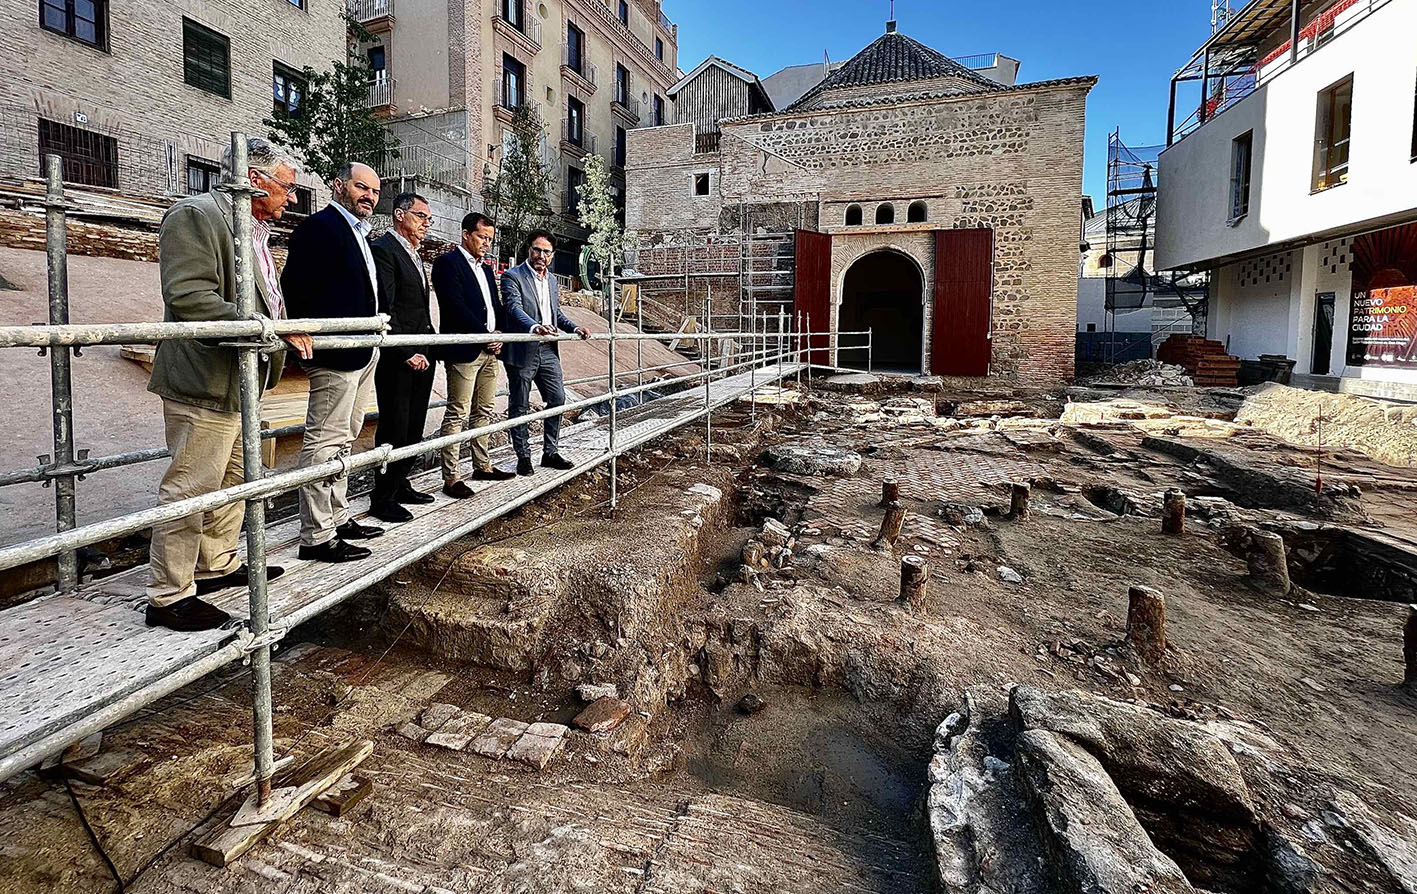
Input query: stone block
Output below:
<box><xmin>470</xmin><ymin>717</ymin><xmax>530</xmax><ymax>759</ymax></box>
<box><xmin>573</xmin><ymin>698</ymin><xmax>632</xmax><ymax>734</ymax></box>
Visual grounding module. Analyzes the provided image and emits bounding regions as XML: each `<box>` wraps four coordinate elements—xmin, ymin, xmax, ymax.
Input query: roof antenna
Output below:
<box><xmin>886</xmin><ymin>0</ymin><xmax>897</xmax><ymax>32</ymax></box>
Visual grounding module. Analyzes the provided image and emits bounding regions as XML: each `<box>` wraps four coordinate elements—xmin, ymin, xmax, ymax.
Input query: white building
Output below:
<box><xmin>1156</xmin><ymin>0</ymin><xmax>1417</xmax><ymax>399</ymax></box>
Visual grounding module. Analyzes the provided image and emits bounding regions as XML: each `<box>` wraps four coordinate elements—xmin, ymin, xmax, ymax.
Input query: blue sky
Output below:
<box><xmin>666</xmin><ymin>0</ymin><xmax>1219</xmax><ymax>203</ymax></box>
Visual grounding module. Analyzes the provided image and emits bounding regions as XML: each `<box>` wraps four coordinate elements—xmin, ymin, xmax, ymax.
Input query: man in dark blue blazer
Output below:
<box><xmin>500</xmin><ymin>230</ymin><xmax>588</xmax><ymax>476</ymax></box>
<box><xmin>282</xmin><ymin>161</ymin><xmax>387</xmax><ymax>563</ymax></box>
<box><xmin>431</xmin><ymin>212</ymin><xmax>515</xmax><ymax>498</ymax></box>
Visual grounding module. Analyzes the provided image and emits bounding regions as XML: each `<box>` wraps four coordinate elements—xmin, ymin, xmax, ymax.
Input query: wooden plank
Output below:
<box><xmin>311</xmin><ymin>773</ymin><xmax>373</xmax><ymax>817</ymax></box>
<box><xmin>931</xmin><ymin>228</ymin><xmax>994</xmax><ymax>377</ymax></box>
<box><xmin>794</xmin><ymin>229</ymin><xmax>833</xmax><ymax>366</ymax></box>
<box><xmin>191</xmin><ymin>739</ymin><xmax>374</xmax><ymax>867</ymax></box>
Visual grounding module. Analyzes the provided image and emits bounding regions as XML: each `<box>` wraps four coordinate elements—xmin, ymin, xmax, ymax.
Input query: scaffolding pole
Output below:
<box><xmin>43</xmin><ymin>156</ymin><xmax>78</xmax><ymax>593</ymax></box>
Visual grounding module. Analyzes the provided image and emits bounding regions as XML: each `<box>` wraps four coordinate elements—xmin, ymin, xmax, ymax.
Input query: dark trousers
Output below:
<box><xmin>507</xmin><ymin>345</ymin><xmax>566</xmax><ymax>459</ymax></box>
<box><xmin>371</xmin><ymin>354</ymin><xmax>435</xmax><ymax>503</ymax></box>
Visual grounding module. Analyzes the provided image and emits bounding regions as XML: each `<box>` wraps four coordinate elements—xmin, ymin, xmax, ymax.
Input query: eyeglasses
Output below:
<box><xmin>529</xmin><ymin>247</ymin><xmax>555</xmax><ymax>256</ymax></box>
<box><xmin>253</xmin><ymin>169</ymin><xmax>298</xmax><ymax>194</ymax></box>
<box><xmin>403</xmin><ymin>209</ymin><xmax>435</xmax><ymax>224</ymax></box>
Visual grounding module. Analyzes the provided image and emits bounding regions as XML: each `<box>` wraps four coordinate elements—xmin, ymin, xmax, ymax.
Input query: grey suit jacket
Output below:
<box><xmin>148</xmin><ymin>191</ymin><xmax>285</xmax><ymax>413</ymax></box>
<box><xmin>500</xmin><ymin>262</ymin><xmax>577</xmax><ymax>368</ymax></box>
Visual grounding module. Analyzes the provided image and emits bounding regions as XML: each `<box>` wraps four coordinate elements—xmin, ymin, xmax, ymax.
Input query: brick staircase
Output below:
<box><xmin>1156</xmin><ymin>335</ymin><xmax>1241</xmax><ymax>387</ymax></box>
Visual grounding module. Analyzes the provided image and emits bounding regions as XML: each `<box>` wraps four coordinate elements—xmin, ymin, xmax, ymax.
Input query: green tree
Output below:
<box><xmin>264</xmin><ymin>18</ymin><xmax>397</xmax><ymax>183</ymax></box>
<box><xmin>577</xmin><ymin>153</ymin><xmax>629</xmax><ymax>294</ymax></box>
<box><xmin>482</xmin><ymin>102</ymin><xmax>555</xmax><ymax>263</ymax></box>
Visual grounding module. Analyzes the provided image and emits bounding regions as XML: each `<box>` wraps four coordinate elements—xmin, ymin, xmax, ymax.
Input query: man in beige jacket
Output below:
<box><xmin>145</xmin><ymin>138</ymin><xmax>312</xmax><ymax>632</ymax></box>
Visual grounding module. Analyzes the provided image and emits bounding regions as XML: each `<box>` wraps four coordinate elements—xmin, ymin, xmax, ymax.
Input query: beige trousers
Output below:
<box><xmin>441</xmin><ymin>351</ymin><xmax>501</xmax><ymax>482</ymax></box>
<box><xmin>298</xmin><ymin>353</ymin><xmax>378</xmax><ymax>547</ymax></box>
<box><xmin>146</xmin><ymin>399</ymin><xmax>246</xmax><ymax>606</ymax></box>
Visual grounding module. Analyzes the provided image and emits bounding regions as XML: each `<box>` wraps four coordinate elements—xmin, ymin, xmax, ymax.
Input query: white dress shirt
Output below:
<box><xmin>532</xmin><ymin>268</ymin><xmax>553</xmax><ymax>328</ymax></box>
<box><xmin>328</xmin><ymin>201</ymin><xmax>377</xmax><ymax>295</ymax></box>
<box><xmin>391</xmin><ymin>229</ymin><xmax>426</xmax><ymax>287</ymax></box>
<box><xmin>458</xmin><ymin>246</ymin><xmax>496</xmax><ymax>331</ymax></box>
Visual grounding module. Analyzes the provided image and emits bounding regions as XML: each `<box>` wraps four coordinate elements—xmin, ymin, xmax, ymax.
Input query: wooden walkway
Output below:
<box><xmin>0</xmin><ymin>364</ymin><xmax>802</xmax><ymax>779</ymax></box>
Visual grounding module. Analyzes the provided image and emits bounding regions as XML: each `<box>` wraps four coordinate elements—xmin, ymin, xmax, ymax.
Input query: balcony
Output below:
<box><xmin>1168</xmin><ymin>0</ymin><xmax>1392</xmax><ymax>143</ymax></box>
<box><xmin>560</xmin><ymin>120</ymin><xmax>598</xmax><ymax>157</ymax></box>
<box><xmin>694</xmin><ymin>130</ymin><xmax>721</xmax><ymax>155</ymax></box>
<box><xmin>492</xmin><ymin>14</ymin><xmax>541</xmax><ymax>54</ymax></box>
<box><xmin>612</xmin><ymin>93</ymin><xmax>640</xmax><ymax>124</ymax></box>
<box><xmin>348</xmin><ymin>0</ymin><xmax>394</xmax><ymax>29</ymax></box>
<box><xmin>561</xmin><ymin>45</ymin><xmax>599</xmax><ymax>94</ymax></box>
<box><xmin>493</xmin><ymin>66</ymin><xmax>529</xmax><ymax>123</ymax></box>
<box><xmin>365</xmin><ymin>75</ymin><xmax>394</xmax><ymax>111</ymax></box>
<box><xmin>579</xmin><ymin>0</ymin><xmax>675</xmax><ymax>85</ymax></box>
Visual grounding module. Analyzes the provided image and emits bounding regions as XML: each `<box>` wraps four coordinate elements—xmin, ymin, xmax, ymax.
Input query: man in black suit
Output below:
<box><xmin>368</xmin><ymin>192</ymin><xmax>436</xmax><ymax>522</ymax></box>
<box><xmin>282</xmin><ymin>161</ymin><xmax>386</xmax><ymax>563</ymax></box>
<box><xmin>431</xmin><ymin>212</ymin><xmax>515</xmax><ymax>499</ymax></box>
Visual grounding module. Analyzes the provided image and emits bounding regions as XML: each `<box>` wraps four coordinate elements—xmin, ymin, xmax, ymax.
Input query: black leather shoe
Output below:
<box><xmin>472</xmin><ymin>467</ymin><xmax>516</xmax><ymax>482</ymax></box>
<box><xmin>298</xmin><ymin>539</ymin><xmax>372</xmax><ymax>563</ymax></box>
<box><xmin>193</xmin><ymin>564</ymin><xmax>285</xmax><ymax>597</ymax></box>
<box><xmin>370</xmin><ymin>501</ymin><xmax>414</xmax><ymax>523</ymax></box>
<box><xmin>541</xmin><ymin>453</ymin><xmax>575</xmax><ymax>471</ymax></box>
<box><xmin>516</xmin><ymin>456</ymin><xmax>535</xmax><ymax>476</ymax></box>
<box><xmin>337</xmin><ymin>520</ymin><xmax>385</xmax><ymax>540</ymax></box>
<box><xmin>146</xmin><ymin>596</ymin><xmax>231</xmax><ymax>632</ymax></box>
<box><xmin>395</xmin><ymin>485</ymin><xmax>436</xmax><ymax>505</ymax></box>
<box><xmin>443</xmin><ymin>481</ymin><xmax>476</xmax><ymax>499</ymax></box>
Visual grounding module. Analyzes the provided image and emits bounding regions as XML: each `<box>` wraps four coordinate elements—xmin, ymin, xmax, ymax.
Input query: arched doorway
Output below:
<box><xmin>839</xmin><ymin>250</ymin><xmax>924</xmax><ymax>372</ymax></box>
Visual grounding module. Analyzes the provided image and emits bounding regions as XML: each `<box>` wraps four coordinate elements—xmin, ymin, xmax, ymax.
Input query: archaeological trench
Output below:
<box><xmin>3</xmin><ymin>375</ymin><xmax>1417</xmax><ymax>893</ymax></box>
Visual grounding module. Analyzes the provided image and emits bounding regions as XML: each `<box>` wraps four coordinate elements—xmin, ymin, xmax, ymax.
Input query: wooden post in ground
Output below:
<box><xmin>881</xmin><ymin>477</ymin><xmax>900</xmax><ymax>508</ymax></box>
<box><xmin>1127</xmin><ymin>585</ymin><xmax>1167</xmax><ymax>664</ymax></box>
<box><xmin>1163</xmin><ymin>489</ymin><xmax>1186</xmax><ymax>536</ymax></box>
<box><xmin>900</xmin><ymin>555</ymin><xmax>929</xmax><ymax>611</ymax></box>
<box><xmin>1247</xmin><ymin>531</ymin><xmax>1292</xmax><ymax>596</ymax></box>
<box><xmin>874</xmin><ymin>501</ymin><xmax>906</xmax><ymax>549</ymax></box>
<box><xmin>1010</xmin><ymin>483</ymin><xmax>1031</xmax><ymax>520</ymax></box>
<box><xmin>1404</xmin><ymin>604</ymin><xmax>1416</xmax><ymax>687</ymax></box>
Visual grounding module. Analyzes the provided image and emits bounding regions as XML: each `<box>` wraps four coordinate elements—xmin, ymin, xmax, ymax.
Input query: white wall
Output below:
<box><xmin>1209</xmin><ymin>250</ymin><xmax>1298</xmax><ymax>359</ymax></box>
<box><xmin>1156</xmin><ymin>0</ymin><xmax>1417</xmax><ymax>270</ymax></box>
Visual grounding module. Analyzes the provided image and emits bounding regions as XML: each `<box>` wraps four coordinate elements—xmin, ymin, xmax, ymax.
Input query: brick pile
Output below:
<box><xmin>1156</xmin><ymin>335</ymin><xmax>1240</xmax><ymax>387</ymax></box>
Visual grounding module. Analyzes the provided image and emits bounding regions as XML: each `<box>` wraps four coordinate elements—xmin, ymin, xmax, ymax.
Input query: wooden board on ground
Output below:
<box><xmin>312</xmin><ymin>773</ymin><xmax>374</xmax><ymax>817</ymax></box>
<box><xmin>191</xmin><ymin>739</ymin><xmax>374</xmax><ymax>868</ymax></box>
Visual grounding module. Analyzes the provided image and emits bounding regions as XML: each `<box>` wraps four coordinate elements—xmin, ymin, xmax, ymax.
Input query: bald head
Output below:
<box><xmin>333</xmin><ymin>162</ymin><xmax>381</xmax><ymax>220</ymax></box>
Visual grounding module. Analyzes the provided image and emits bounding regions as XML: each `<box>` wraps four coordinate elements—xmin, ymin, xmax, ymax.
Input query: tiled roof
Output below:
<box><xmin>789</xmin><ymin>28</ymin><xmax>999</xmax><ymax>110</ymax></box>
<box><xmin>723</xmin><ymin>76</ymin><xmax>1099</xmax><ymax>124</ymax></box>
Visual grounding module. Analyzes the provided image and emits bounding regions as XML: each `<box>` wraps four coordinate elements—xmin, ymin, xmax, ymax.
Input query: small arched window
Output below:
<box><xmin>876</xmin><ymin>203</ymin><xmax>895</xmax><ymax>225</ymax></box>
<box><xmin>844</xmin><ymin>204</ymin><xmax>863</xmax><ymax>226</ymax></box>
<box><xmin>907</xmin><ymin>201</ymin><xmax>928</xmax><ymax>223</ymax></box>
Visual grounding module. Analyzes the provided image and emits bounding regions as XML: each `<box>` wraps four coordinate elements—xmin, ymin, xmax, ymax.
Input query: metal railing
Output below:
<box><xmin>612</xmin><ymin>93</ymin><xmax>640</xmax><ymax>122</ymax></box>
<box><xmin>365</xmin><ymin>75</ymin><xmax>394</xmax><ymax>109</ymax></box>
<box><xmin>0</xmin><ymin>139</ymin><xmax>873</xmax><ymax>790</ymax></box>
<box><xmin>493</xmin><ymin>14</ymin><xmax>541</xmax><ymax>48</ymax></box>
<box><xmin>561</xmin><ymin>46</ymin><xmax>599</xmax><ymax>89</ymax></box>
<box><xmin>347</xmin><ymin>0</ymin><xmax>393</xmax><ymax>22</ymax></box>
<box><xmin>951</xmin><ymin>53</ymin><xmax>1000</xmax><ymax>71</ymax></box>
<box><xmin>560</xmin><ymin>119</ymin><xmax>598</xmax><ymax>154</ymax></box>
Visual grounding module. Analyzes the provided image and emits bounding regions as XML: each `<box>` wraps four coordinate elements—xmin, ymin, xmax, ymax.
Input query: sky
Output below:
<box><xmin>665</xmin><ymin>0</ymin><xmax>1220</xmax><ymax>204</ymax></box>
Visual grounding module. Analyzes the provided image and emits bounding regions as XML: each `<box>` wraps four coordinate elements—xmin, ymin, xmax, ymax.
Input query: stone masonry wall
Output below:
<box><xmin>626</xmin><ymin>124</ymin><xmax>724</xmax><ymax>234</ymax></box>
<box><xmin>0</xmin><ymin>0</ymin><xmax>345</xmax><ymax>200</ymax></box>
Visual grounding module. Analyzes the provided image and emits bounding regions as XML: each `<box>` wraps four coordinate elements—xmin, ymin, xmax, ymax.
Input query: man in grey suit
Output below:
<box><xmin>500</xmin><ymin>230</ymin><xmax>588</xmax><ymax>476</ymax></box>
<box><xmin>145</xmin><ymin>138</ymin><xmax>313</xmax><ymax>631</ymax></box>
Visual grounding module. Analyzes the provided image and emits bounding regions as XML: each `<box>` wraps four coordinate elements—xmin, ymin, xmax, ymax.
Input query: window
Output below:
<box><xmin>502</xmin><ymin>0</ymin><xmax>523</xmax><ymax>29</ymax></box>
<box><xmin>38</xmin><ymin>118</ymin><xmax>117</xmax><ymax>188</ymax></box>
<box><xmin>907</xmin><ymin>201</ymin><xmax>928</xmax><ymax>223</ymax></box>
<box><xmin>693</xmin><ymin>172</ymin><xmax>710</xmax><ymax>196</ymax></box>
<box><xmin>567</xmin><ymin>23</ymin><xmax>585</xmax><ymax>75</ymax></box>
<box><xmin>615</xmin><ymin>126</ymin><xmax>627</xmax><ymax>167</ymax></box>
<box><xmin>1312</xmin><ymin>74</ymin><xmax>1353</xmax><ymax>192</ymax></box>
<box><xmin>502</xmin><ymin>54</ymin><xmax>525</xmax><ymax>108</ymax></box>
<box><xmin>875</xmin><ymin>203</ymin><xmax>895</xmax><ymax>225</ymax></box>
<box><xmin>1229</xmin><ymin>130</ymin><xmax>1253</xmax><ymax>222</ymax></box>
<box><xmin>40</xmin><ymin>0</ymin><xmax>106</xmax><ymax>49</ymax></box>
<box><xmin>617</xmin><ymin>0</ymin><xmax>629</xmax><ymax>25</ymax></box>
<box><xmin>291</xmin><ymin>185</ymin><xmax>314</xmax><ymax>216</ymax></box>
<box><xmin>183</xmin><ymin>18</ymin><xmax>231</xmax><ymax>98</ymax></box>
<box><xmin>654</xmin><ymin>95</ymin><xmax>665</xmax><ymax>126</ymax></box>
<box><xmin>567</xmin><ymin>166</ymin><xmax>585</xmax><ymax>216</ymax></box>
<box><xmin>655</xmin><ymin>36</ymin><xmax>664</xmax><ymax>61</ymax></box>
<box><xmin>367</xmin><ymin>45</ymin><xmax>387</xmax><ymax>78</ymax></box>
<box><xmin>567</xmin><ymin>96</ymin><xmax>584</xmax><ymax>146</ymax></box>
<box><xmin>185</xmin><ymin>155</ymin><xmax>221</xmax><ymax>195</ymax></box>
<box><xmin>845</xmin><ymin>204</ymin><xmax>863</xmax><ymax>226</ymax></box>
<box><xmin>615</xmin><ymin>64</ymin><xmax>630</xmax><ymax>105</ymax></box>
<box><xmin>273</xmin><ymin>63</ymin><xmax>306</xmax><ymax>117</ymax></box>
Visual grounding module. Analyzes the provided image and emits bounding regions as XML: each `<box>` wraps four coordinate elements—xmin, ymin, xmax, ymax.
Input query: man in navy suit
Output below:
<box><xmin>431</xmin><ymin>212</ymin><xmax>515</xmax><ymax>498</ymax></box>
<box><xmin>501</xmin><ymin>230</ymin><xmax>588</xmax><ymax>476</ymax></box>
<box><xmin>282</xmin><ymin>161</ymin><xmax>387</xmax><ymax>563</ymax></box>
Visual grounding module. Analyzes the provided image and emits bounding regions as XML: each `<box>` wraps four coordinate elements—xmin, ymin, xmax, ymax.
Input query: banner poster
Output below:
<box><xmin>1345</xmin><ymin>224</ymin><xmax>1417</xmax><ymax>369</ymax></box>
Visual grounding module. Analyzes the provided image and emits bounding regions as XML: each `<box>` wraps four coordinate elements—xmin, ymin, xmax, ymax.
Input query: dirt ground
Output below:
<box><xmin>2</xmin><ymin>376</ymin><xmax>1415</xmax><ymax>893</ymax></box>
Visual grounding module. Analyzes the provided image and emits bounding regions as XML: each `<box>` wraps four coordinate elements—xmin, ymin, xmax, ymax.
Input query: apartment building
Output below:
<box><xmin>0</xmin><ymin>0</ymin><xmax>346</xmax><ymax>207</ymax></box>
<box><xmin>353</xmin><ymin>0</ymin><xmax>679</xmax><ymax>263</ymax></box>
<box><xmin>1156</xmin><ymin>0</ymin><xmax>1417</xmax><ymax>399</ymax></box>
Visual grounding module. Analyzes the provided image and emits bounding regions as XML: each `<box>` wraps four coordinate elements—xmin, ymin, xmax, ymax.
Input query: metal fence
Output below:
<box><xmin>0</xmin><ymin>137</ymin><xmax>871</xmax><ymax>793</ymax></box>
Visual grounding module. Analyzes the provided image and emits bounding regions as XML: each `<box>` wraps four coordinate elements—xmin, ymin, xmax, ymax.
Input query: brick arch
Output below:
<box><xmin>834</xmin><ymin>246</ymin><xmax>929</xmax><ymax>372</ymax></box>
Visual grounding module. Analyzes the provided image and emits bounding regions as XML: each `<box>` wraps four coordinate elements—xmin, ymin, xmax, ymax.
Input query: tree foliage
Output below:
<box><xmin>577</xmin><ymin>153</ymin><xmax>628</xmax><ymax>288</ymax></box>
<box><xmin>264</xmin><ymin>18</ymin><xmax>397</xmax><ymax>184</ymax></box>
<box><xmin>481</xmin><ymin>102</ymin><xmax>555</xmax><ymax>263</ymax></box>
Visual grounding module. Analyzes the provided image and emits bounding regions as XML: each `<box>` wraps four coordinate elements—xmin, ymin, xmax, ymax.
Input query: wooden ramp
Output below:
<box><xmin>0</xmin><ymin>364</ymin><xmax>802</xmax><ymax>780</ymax></box>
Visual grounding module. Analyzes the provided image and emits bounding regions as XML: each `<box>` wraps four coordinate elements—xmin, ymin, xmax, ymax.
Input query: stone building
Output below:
<box><xmin>0</xmin><ymin>0</ymin><xmax>346</xmax><ymax>205</ymax></box>
<box><xmin>627</xmin><ymin>22</ymin><xmax>1095</xmax><ymax>385</ymax></box>
<box><xmin>356</xmin><ymin>0</ymin><xmax>680</xmax><ymax>262</ymax></box>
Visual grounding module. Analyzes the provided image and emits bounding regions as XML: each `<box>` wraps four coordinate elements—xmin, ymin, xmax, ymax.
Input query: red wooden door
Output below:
<box><xmin>794</xmin><ymin>229</ymin><xmax>833</xmax><ymax>366</ymax></box>
<box><xmin>932</xmin><ymin>228</ymin><xmax>994</xmax><ymax>376</ymax></box>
